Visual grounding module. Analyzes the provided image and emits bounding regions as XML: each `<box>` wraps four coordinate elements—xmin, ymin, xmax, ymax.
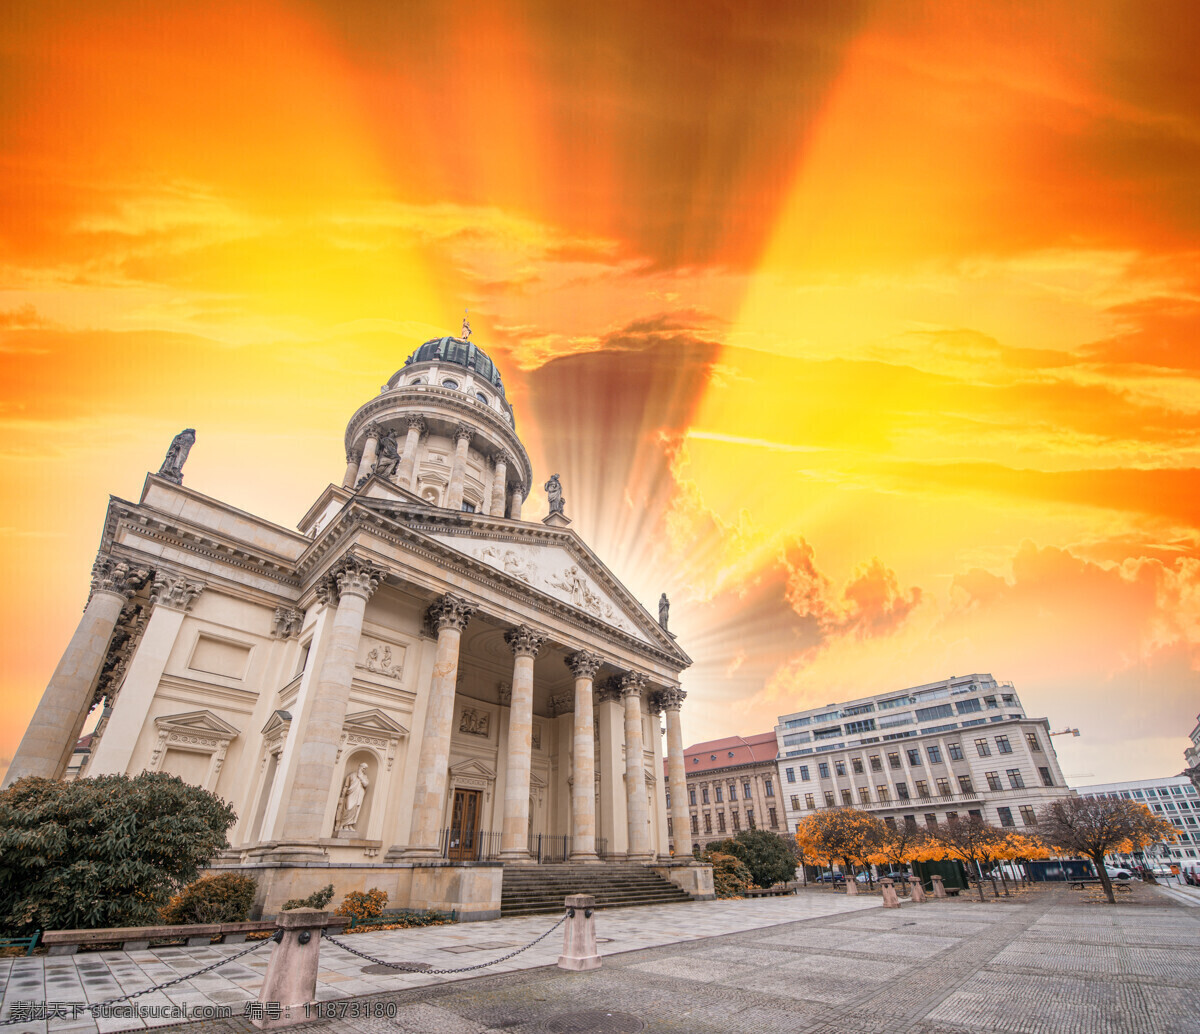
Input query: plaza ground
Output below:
<box><xmin>1</xmin><ymin>883</ymin><xmax>1197</xmax><ymax>1033</ymax></box>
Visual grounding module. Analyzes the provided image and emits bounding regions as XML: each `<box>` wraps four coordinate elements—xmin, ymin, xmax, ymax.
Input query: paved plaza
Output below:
<box><xmin>1</xmin><ymin>885</ymin><xmax>1198</xmax><ymax>1034</ymax></box>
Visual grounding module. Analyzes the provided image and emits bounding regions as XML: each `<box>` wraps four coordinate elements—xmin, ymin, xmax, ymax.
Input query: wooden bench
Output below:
<box><xmin>0</xmin><ymin>931</ymin><xmax>40</xmax><ymax>956</ymax></box>
<box><xmin>743</xmin><ymin>886</ymin><xmax>794</xmax><ymax>897</ymax></box>
<box><xmin>41</xmin><ymin>917</ymin><xmax>349</xmax><ymax>956</ymax></box>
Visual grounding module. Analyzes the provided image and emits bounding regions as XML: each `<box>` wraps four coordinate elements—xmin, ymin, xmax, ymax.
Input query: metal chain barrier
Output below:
<box><xmin>0</xmin><ymin>937</ymin><xmax>273</xmax><ymax>1027</ymax></box>
<box><xmin>322</xmin><ymin>911</ymin><xmax>568</xmax><ymax>975</ymax></box>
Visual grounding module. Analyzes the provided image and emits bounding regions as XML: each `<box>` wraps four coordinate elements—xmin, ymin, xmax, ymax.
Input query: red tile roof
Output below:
<box><xmin>667</xmin><ymin>731</ymin><xmax>778</xmax><ymax>775</ymax></box>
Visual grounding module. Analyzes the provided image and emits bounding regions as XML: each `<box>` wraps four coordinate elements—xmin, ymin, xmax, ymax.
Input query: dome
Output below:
<box><xmin>405</xmin><ymin>336</ymin><xmax>505</xmax><ymax>394</ymax></box>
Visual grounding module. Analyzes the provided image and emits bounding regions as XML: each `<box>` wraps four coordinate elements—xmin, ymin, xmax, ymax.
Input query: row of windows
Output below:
<box><xmin>687</xmin><ymin>777</ymin><xmax>774</xmax><ymax>806</ymax></box>
<box><xmin>787</xmin><ymin>766</ymin><xmax>1053</xmax><ymax>811</ymax></box>
<box><xmin>685</xmin><ymin>806</ymin><xmax>780</xmax><ymax>835</ymax></box>
<box><xmin>407</xmin><ymin>375</ymin><xmax>494</xmax><ymax>407</ymax></box>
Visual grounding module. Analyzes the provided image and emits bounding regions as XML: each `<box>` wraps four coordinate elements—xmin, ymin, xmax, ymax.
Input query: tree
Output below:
<box><xmin>1038</xmin><ymin>796</ymin><xmax>1178</xmax><ymax>904</ymax></box>
<box><xmin>0</xmin><ymin>773</ymin><xmax>237</xmax><ymax>933</ymax></box>
<box><xmin>867</xmin><ymin>821</ymin><xmax>930</xmax><ymax>881</ymax></box>
<box><xmin>924</xmin><ymin>815</ymin><xmax>1005</xmax><ymax>902</ymax></box>
<box><xmin>706</xmin><ymin>829</ymin><xmax>797</xmax><ymax>888</ymax></box>
<box><xmin>796</xmin><ymin>808</ymin><xmax>886</xmax><ymax>887</ymax></box>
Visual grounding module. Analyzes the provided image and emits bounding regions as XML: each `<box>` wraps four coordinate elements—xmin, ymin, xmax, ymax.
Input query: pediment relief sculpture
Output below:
<box><xmin>458</xmin><ymin>707</ymin><xmax>490</xmax><ymax>737</ymax></box>
<box><xmin>358</xmin><ymin>642</ymin><xmax>404</xmax><ymax>680</ymax></box>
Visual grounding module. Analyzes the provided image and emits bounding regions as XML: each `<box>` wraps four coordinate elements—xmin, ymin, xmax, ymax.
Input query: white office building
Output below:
<box><xmin>1074</xmin><ymin>775</ymin><xmax>1200</xmax><ymax>865</ymax></box>
<box><xmin>775</xmin><ymin>674</ymin><xmax>1070</xmax><ymax>836</ymax></box>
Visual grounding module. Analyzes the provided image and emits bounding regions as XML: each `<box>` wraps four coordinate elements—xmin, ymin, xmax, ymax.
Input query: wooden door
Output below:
<box><xmin>448</xmin><ymin>789</ymin><xmax>481</xmax><ymax>861</ymax></box>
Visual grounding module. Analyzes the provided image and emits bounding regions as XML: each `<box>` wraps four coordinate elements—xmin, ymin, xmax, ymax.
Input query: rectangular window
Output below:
<box><xmin>908</xmin><ymin>749</ymin><xmax>923</xmax><ymax>766</ymax></box>
<box><xmin>689</xmin><ymin>788</ymin><xmax>696</xmax><ymax>806</ymax></box>
<box><xmin>731</xmin><ymin>810</ymin><xmax>741</xmax><ymax>831</ymax></box>
<box><xmin>701</xmin><ymin>787</ymin><xmax>710</xmax><ymax>804</ymax></box>
<box><xmin>852</xmin><ymin>758</ymin><xmax>864</xmax><ymax>774</ymax></box>
<box><xmin>958</xmin><ymin>775</ymin><xmax>974</xmax><ymax>794</ymax></box>
<box><xmin>743</xmin><ymin>781</ymin><xmax>752</xmax><ymax>799</ymax></box>
<box><xmin>1026</xmin><ymin>732</ymin><xmax>1042</xmax><ymax>752</ymax></box>
<box><xmin>835</xmin><ymin>761</ymin><xmax>847</xmax><ymax>777</ymax></box>
<box><xmin>925</xmin><ymin>814</ymin><xmax>938</xmax><ymax>828</ymax></box>
<box><xmin>824</xmin><ymin>791</ymin><xmax>836</xmax><ymax>807</ymax></box>
<box><xmin>904</xmin><ymin>814</ymin><xmax>918</xmax><ymax>830</ymax></box>
<box><xmin>996</xmin><ymin>736</ymin><xmax>1013</xmax><ymax>754</ymax></box>
<box><xmin>915</xmin><ymin>779</ymin><xmax>930</xmax><ymax>798</ymax></box>
<box><xmin>799</xmin><ymin>765</ymin><xmax>810</xmax><ymax>781</ymax></box>
<box><xmin>1007</xmin><ymin>768</ymin><xmax>1025</xmax><ymax>789</ymax></box>
<box><xmin>884</xmin><ymin>815</ymin><xmax>897</xmax><ymax>830</ymax></box>
<box><xmin>729</xmin><ymin>784</ymin><xmax>737</xmax><ymax>800</ymax></box>
<box><xmin>818</xmin><ymin>763</ymin><xmax>829</xmax><ymax>780</ymax></box>
<box><xmin>790</xmin><ymin>795</ymin><xmax>800</xmax><ymax>810</ymax></box>
<box><xmin>946</xmin><ymin>811</ymin><xmax>959</xmax><ymax>823</ymax></box>
<box><xmin>746</xmin><ymin>808</ymin><xmax>755</xmax><ymax>829</ymax></box>
<box><xmin>703</xmin><ymin>813</ymin><xmax>712</xmax><ymax>834</ymax></box>
<box><xmin>769</xmin><ymin>807</ymin><xmax>778</xmax><ymax>828</ymax></box>
<box><xmin>915</xmin><ymin>703</ymin><xmax>955</xmax><ymax>722</ymax></box>
<box><xmin>869</xmin><ymin>754</ymin><xmax>882</xmax><ymax>772</ymax></box>
<box><xmin>667</xmin><ymin>816</ymin><xmax>672</xmax><ymax>836</ymax></box>
<box><xmin>786</xmin><ymin>768</ymin><xmax>796</xmax><ymax>783</ymax></box>
<box><xmin>955</xmin><ymin>698</ymin><xmax>982</xmax><ymax>714</ymax></box>
<box><xmin>691</xmin><ymin>815</ymin><xmax>699</xmax><ymax>834</ymax></box>
<box><xmin>765</xmin><ymin>778</ymin><xmax>774</xmax><ymax>797</ymax></box>
<box><xmin>986</xmin><ymin>771</ymin><xmax>1002</xmax><ymax>791</ymax></box>
<box><xmin>968</xmin><ymin>809</ymin><xmax>982</xmax><ymax>821</ymax></box>
<box><xmin>717</xmin><ymin>812</ymin><xmax>726</xmax><ymax>833</ymax></box>
<box><xmin>1039</xmin><ymin>767</ymin><xmax>1054</xmax><ymax>787</ymax></box>
<box><xmin>975</xmin><ymin>738</ymin><xmax>992</xmax><ymax>757</ymax></box>
<box><xmin>715</xmin><ymin>785</ymin><xmax>723</xmax><ymax>803</ymax></box>
<box><xmin>844</xmin><ymin>718</ymin><xmax>877</xmax><ymax>735</ymax></box>
<box><xmin>927</xmin><ymin>745</ymin><xmax>943</xmax><ymax>765</ymax></box>
<box><xmin>1019</xmin><ymin>805</ymin><xmax>1037</xmax><ymax>826</ymax></box>
<box><xmin>936</xmin><ymin>778</ymin><xmax>951</xmax><ymax>796</ymax></box>
<box><xmin>897</xmin><ymin>782</ymin><xmax>910</xmax><ymax>799</ymax></box>
<box><xmin>666</xmin><ymin>791</ymin><xmax>671</xmax><ymax>808</ymax></box>
<box><xmin>858</xmin><ymin>786</ymin><xmax>871</xmax><ymax>805</ymax></box>
<box><xmin>806</xmin><ymin>793</ymin><xmax>816</xmax><ymax>809</ymax></box>
<box><xmin>947</xmin><ymin>743</ymin><xmax>964</xmax><ymax>761</ymax></box>
<box><xmin>888</xmin><ymin>751</ymin><xmax>902</xmax><ymax>769</ymax></box>
<box><xmin>877</xmin><ymin>784</ymin><xmax>890</xmax><ymax>801</ymax></box>
<box><xmin>841</xmin><ymin>789</ymin><xmax>853</xmax><ymax>806</ymax></box>
<box><xmin>997</xmin><ymin>806</ymin><xmax>1015</xmax><ymax>827</ymax></box>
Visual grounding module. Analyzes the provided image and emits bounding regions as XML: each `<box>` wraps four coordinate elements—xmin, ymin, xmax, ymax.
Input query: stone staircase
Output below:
<box><xmin>500</xmin><ymin>863</ymin><xmax>694</xmax><ymax>917</ymax></box>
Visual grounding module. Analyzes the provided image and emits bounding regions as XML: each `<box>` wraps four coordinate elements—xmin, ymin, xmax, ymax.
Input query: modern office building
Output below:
<box><xmin>1074</xmin><ymin>775</ymin><xmax>1200</xmax><ymax>865</ymax></box>
<box><xmin>668</xmin><ymin>732</ymin><xmax>783</xmax><ymax>852</ymax></box>
<box><xmin>1184</xmin><ymin>714</ymin><xmax>1200</xmax><ymax>795</ymax></box>
<box><xmin>774</xmin><ymin>674</ymin><xmax>1070</xmax><ymax>835</ymax></box>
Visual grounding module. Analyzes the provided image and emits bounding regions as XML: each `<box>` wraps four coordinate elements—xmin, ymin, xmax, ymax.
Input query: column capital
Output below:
<box><xmin>272</xmin><ymin>606</ymin><xmax>304</xmax><ymax>639</ymax></box>
<box><xmin>644</xmin><ymin>691</ymin><xmax>665</xmax><ymax>717</ymax></box>
<box><xmin>549</xmin><ymin>692</ymin><xmax>574</xmax><ymax>717</ymax></box>
<box><xmin>504</xmin><ymin>624</ymin><xmax>545</xmax><ymax>658</ymax></box>
<box><xmin>425</xmin><ymin>592</ymin><xmax>476</xmax><ymax>633</ymax></box>
<box><xmin>452</xmin><ymin>423</ymin><xmax>474</xmax><ymax>444</ymax></box>
<box><xmin>149</xmin><ymin>574</ymin><xmax>206</xmax><ymax>612</ymax></box>
<box><xmin>361</xmin><ymin>420</ymin><xmax>384</xmax><ymax>439</ymax></box>
<box><xmin>659</xmin><ymin>687</ymin><xmax>687</xmax><ymax>712</ymax></box>
<box><xmin>565</xmin><ymin>650</ymin><xmax>603</xmax><ymax>680</ymax></box>
<box><xmin>404</xmin><ymin>414</ymin><xmax>427</xmax><ymax>433</ymax></box>
<box><xmin>619</xmin><ymin>672</ymin><xmax>648</xmax><ymax>699</ymax></box>
<box><xmin>318</xmin><ymin>553</ymin><xmax>386</xmax><ymax>605</ymax></box>
<box><xmin>595</xmin><ymin>676</ymin><xmax>623</xmax><ymax>704</ymax></box>
<box><xmin>90</xmin><ymin>554</ymin><xmax>151</xmax><ymax>602</ymax></box>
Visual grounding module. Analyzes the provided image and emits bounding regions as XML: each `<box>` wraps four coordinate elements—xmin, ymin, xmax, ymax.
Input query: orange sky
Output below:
<box><xmin>2</xmin><ymin>0</ymin><xmax>1198</xmax><ymax>785</ymax></box>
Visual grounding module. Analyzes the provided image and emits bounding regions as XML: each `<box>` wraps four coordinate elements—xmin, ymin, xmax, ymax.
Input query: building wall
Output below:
<box><xmin>670</xmin><ymin>759</ymin><xmax>784</xmax><ymax>849</ymax></box>
<box><xmin>1075</xmin><ymin>775</ymin><xmax>1200</xmax><ymax>865</ymax></box>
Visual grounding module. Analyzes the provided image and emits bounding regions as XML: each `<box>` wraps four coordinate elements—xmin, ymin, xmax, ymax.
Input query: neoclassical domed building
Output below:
<box><xmin>6</xmin><ymin>333</ymin><xmax>708</xmax><ymax>917</ymax></box>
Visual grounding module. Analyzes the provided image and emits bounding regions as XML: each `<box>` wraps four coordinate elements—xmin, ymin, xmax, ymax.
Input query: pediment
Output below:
<box><xmin>155</xmin><ymin>709</ymin><xmax>240</xmax><ymax>739</ymax></box>
<box><xmin>343</xmin><ymin>708</ymin><xmax>408</xmax><ymax>738</ymax></box>
<box><xmin>261</xmin><ymin>709</ymin><xmax>292</xmax><ymax>737</ymax></box>
<box><xmin>449</xmin><ymin>756</ymin><xmax>496</xmax><ymax>780</ymax></box>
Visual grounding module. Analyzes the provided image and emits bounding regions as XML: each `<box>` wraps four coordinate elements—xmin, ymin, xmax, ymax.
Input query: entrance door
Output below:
<box><xmin>447</xmin><ymin>789</ymin><xmax>482</xmax><ymax>861</ymax></box>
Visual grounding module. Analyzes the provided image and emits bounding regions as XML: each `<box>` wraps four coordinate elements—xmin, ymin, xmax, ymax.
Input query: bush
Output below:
<box><xmin>707</xmin><ymin>829</ymin><xmax>797</xmax><ymax>889</ymax></box>
<box><xmin>282</xmin><ymin>884</ymin><xmax>335</xmax><ymax>911</ymax></box>
<box><xmin>161</xmin><ymin>873</ymin><xmax>257</xmax><ymax>925</ymax></box>
<box><xmin>334</xmin><ymin>889</ymin><xmax>388</xmax><ymax>921</ymax></box>
<box><xmin>0</xmin><ymin>773</ymin><xmax>237</xmax><ymax>933</ymax></box>
<box><xmin>705</xmin><ymin>851</ymin><xmax>753</xmax><ymax>898</ymax></box>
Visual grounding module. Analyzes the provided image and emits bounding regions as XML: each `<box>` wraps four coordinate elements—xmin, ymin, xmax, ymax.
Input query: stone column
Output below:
<box><xmin>404</xmin><ymin>593</ymin><xmax>476</xmax><ymax>857</ymax></box>
<box><xmin>87</xmin><ymin>575</ymin><xmax>205</xmax><ymax>777</ymax></box>
<box><xmin>595</xmin><ymin>679</ymin><xmax>626</xmax><ymax>855</ymax></box>
<box><xmin>566</xmin><ymin>651</ymin><xmax>602</xmax><ymax>860</ymax></box>
<box><xmin>5</xmin><ymin>556</ymin><xmax>149</xmax><ymax>786</ymax></box>
<box><xmin>490</xmin><ymin>455</ymin><xmax>508</xmax><ymax>517</ymax></box>
<box><xmin>621</xmin><ymin>673</ymin><xmax>653</xmax><ymax>861</ymax></box>
<box><xmin>341</xmin><ymin>450</ymin><xmax>359</xmax><ymax>489</ymax></box>
<box><xmin>660</xmin><ymin>687</ymin><xmax>692</xmax><ymax>858</ymax></box>
<box><xmin>271</xmin><ymin>555</ymin><xmax>383</xmax><ymax>860</ymax></box>
<box><xmin>499</xmin><ymin>625</ymin><xmax>545</xmax><ymax>860</ymax></box>
<box><xmin>354</xmin><ymin>422</ymin><xmax>382</xmax><ymax>485</ymax></box>
<box><xmin>445</xmin><ymin>425</ymin><xmax>473</xmax><ymax>511</ymax></box>
<box><xmin>395</xmin><ymin>416</ymin><xmax>425</xmax><ymax>488</ymax></box>
<box><xmin>509</xmin><ymin>481</ymin><xmax>524</xmax><ymax>521</ymax></box>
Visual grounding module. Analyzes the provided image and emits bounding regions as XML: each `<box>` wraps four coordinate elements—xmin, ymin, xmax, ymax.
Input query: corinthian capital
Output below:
<box><xmin>149</xmin><ymin>574</ymin><xmax>206</xmax><ymax>611</ymax></box>
<box><xmin>565</xmin><ymin>650</ymin><xmax>603</xmax><ymax>680</ymax></box>
<box><xmin>90</xmin><ymin>554</ymin><xmax>151</xmax><ymax>601</ymax></box>
<box><xmin>504</xmin><ymin>624</ymin><xmax>545</xmax><ymax>658</ymax></box>
<box><xmin>453</xmin><ymin>424</ymin><xmax>474</xmax><ymax>445</ymax></box>
<box><xmin>594</xmin><ymin>676</ymin><xmax>624</xmax><ymax>704</ymax></box>
<box><xmin>619</xmin><ymin>672</ymin><xmax>648</xmax><ymax>699</ymax></box>
<box><xmin>405</xmin><ymin>415</ymin><xmax>427</xmax><ymax>433</ymax></box>
<box><xmin>659</xmin><ymin>686</ymin><xmax>687</xmax><ymax>712</ymax></box>
<box><xmin>426</xmin><ymin>593</ymin><xmax>476</xmax><ymax>633</ymax></box>
<box><xmin>362</xmin><ymin>421</ymin><xmax>384</xmax><ymax>440</ymax></box>
<box><xmin>317</xmin><ymin>553</ymin><xmax>385</xmax><ymax>605</ymax></box>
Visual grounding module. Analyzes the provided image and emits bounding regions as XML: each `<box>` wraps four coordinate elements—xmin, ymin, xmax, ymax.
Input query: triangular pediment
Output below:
<box><xmin>261</xmin><ymin>709</ymin><xmax>292</xmax><ymax>737</ymax></box>
<box><xmin>449</xmin><ymin>757</ymin><xmax>496</xmax><ymax>780</ymax></box>
<box><xmin>155</xmin><ymin>709</ymin><xmax>240</xmax><ymax>739</ymax></box>
<box><xmin>343</xmin><ymin>708</ymin><xmax>408</xmax><ymax>738</ymax></box>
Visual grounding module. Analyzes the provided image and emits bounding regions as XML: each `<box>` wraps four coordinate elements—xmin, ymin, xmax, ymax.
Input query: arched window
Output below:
<box><xmin>411</xmin><ymin>377</ymin><xmax>424</xmax><ymax>385</ymax></box>
<box><xmin>442</xmin><ymin>379</ymin><xmax>459</xmax><ymax>389</ymax></box>
<box><xmin>475</xmin><ymin>391</ymin><xmax>489</xmax><ymax>404</ymax></box>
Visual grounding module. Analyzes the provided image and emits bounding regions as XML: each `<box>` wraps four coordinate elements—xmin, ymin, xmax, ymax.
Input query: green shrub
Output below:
<box><xmin>161</xmin><ymin>873</ymin><xmax>257</xmax><ymax>925</ymax></box>
<box><xmin>334</xmin><ymin>889</ymin><xmax>388</xmax><ymax>921</ymax></box>
<box><xmin>0</xmin><ymin>773</ymin><xmax>236</xmax><ymax>933</ymax></box>
<box><xmin>282</xmin><ymin>884</ymin><xmax>335</xmax><ymax>911</ymax></box>
<box><xmin>705</xmin><ymin>851</ymin><xmax>753</xmax><ymax>898</ymax></box>
<box><xmin>706</xmin><ymin>830</ymin><xmax>797</xmax><ymax>889</ymax></box>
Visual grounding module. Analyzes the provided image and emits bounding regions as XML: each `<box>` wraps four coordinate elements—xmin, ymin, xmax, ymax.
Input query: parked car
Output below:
<box><xmin>1104</xmin><ymin>867</ymin><xmax>1134</xmax><ymax>881</ymax></box>
<box><xmin>813</xmin><ymin>871</ymin><xmax>845</xmax><ymax>883</ymax></box>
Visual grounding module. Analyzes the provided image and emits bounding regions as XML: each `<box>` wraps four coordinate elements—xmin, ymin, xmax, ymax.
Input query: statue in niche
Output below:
<box><xmin>157</xmin><ymin>429</ymin><xmax>196</xmax><ymax>485</ymax></box>
<box><xmin>334</xmin><ymin>762</ymin><xmax>370</xmax><ymax>836</ymax></box>
<box><xmin>659</xmin><ymin>593</ymin><xmax>669</xmax><ymax>630</ymax></box>
<box><xmin>544</xmin><ymin>473</ymin><xmax>564</xmax><ymax>514</ymax></box>
<box><xmin>373</xmin><ymin>429</ymin><xmax>400</xmax><ymax>480</ymax></box>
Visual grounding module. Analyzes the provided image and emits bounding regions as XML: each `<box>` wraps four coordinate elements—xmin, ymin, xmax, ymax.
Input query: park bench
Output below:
<box><xmin>743</xmin><ymin>886</ymin><xmax>794</xmax><ymax>898</ymax></box>
<box><xmin>0</xmin><ymin>931</ymin><xmax>40</xmax><ymax>956</ymax></box>
<box><xmin>41</xmin><ymin>917</ymin><xmax>349</xmax><ymax>955</ymax></box>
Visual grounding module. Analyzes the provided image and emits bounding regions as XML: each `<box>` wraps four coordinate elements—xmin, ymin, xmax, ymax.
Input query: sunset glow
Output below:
<box><xmin>2</xmin><ymin>1</ymin><xmax>1198</xmax><ymax>784</ymax></box>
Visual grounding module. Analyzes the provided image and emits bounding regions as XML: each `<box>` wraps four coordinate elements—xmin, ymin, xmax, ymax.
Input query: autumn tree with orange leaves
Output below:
<box><xmin>795</xmin><ymin>808</ymin><xmax>885</xmax><ymax>887</ymax></box>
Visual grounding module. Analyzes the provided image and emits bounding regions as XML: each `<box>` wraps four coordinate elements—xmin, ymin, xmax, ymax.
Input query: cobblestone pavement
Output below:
<box><xmin>4</xmin><ymin>887</ymin><xmax>1198</xmax><ymax>1034</ymax></box>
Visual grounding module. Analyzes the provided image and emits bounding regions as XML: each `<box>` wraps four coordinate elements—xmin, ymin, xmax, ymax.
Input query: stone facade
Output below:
<box><xmin>6</xmin><ymin>334</ymin><xmax>695</xmax><ymax>917</ymax></box>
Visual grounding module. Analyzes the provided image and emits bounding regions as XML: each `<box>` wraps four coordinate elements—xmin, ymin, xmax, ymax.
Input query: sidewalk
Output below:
<box><xmin>0</xmin><ymin>891</ymin><xmax>879</xmax><ymax>1033</ymax></box>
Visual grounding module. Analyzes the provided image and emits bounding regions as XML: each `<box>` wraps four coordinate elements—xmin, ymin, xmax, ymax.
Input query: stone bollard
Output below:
<box><xmin>558</xmin><ymin>894</ymin><xmax>601</xmax><ymax>971</ymax></box>
<box><xmin>251</xmin><ymin>908</ymin><xmax>330</xmax><ymax>1029</ymax></box>
<box><xmin>880</xmin><ymin>879</ymin><xmax>900</xmax><ymax>909</ymax></box>
<box><xmin>908</xmin><ymin>877</ymin><xmax>927</xmax><ymax>903</ymax></box>
<box><xmin>931</xmin><ymin>875</ymin><xmax>947</xmax><ymax>899</ymax></box>
<box><xmin>844</xmin><ymin>874</ymin><xmax>859</xmax><ymax>896</ymax></box>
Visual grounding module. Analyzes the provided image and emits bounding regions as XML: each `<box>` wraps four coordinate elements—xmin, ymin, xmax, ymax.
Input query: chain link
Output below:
<box><xmin>322</xmin><ymin>911</ymin><xmax>568</xmax><ymax>975</ymax></box>
<box><xmin>0</xmin><ymin>936</ymin><xmax>272</xmax><ymax>1027</ymax></box>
